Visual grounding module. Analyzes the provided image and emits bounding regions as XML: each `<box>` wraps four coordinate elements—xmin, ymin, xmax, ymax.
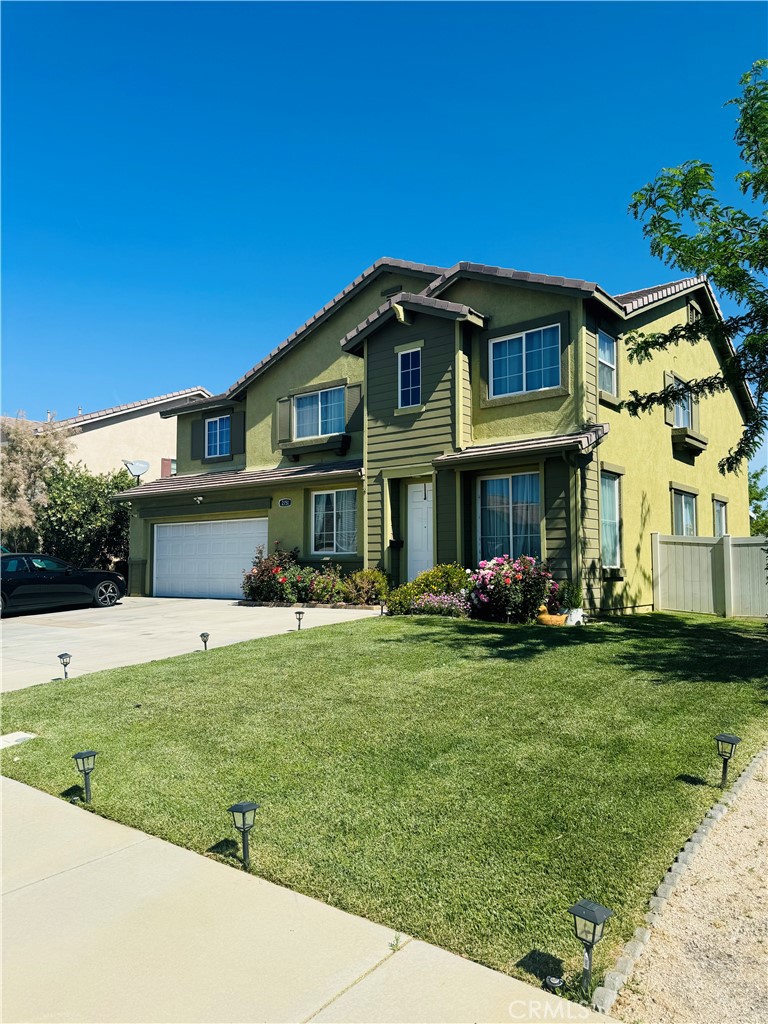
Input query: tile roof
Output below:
<box><xmin>55</xmin><ymin>388</ymin><xmax>212</xmax><ymax>427</ymax></box>
<box><xmin>115</xmin><ymin>460</ymin><xmax>364</xmax><ymax>500</ymax></box>
<box><xmin>614</xmin><ymin>275</ymin><xmax>712</xmax><ymax>313</ymax></box>
<box><xmin>423</xmin><ymin>261</ymin><xmax>602</xmax><ymax>299</ymax></box>
<box><xmin>340</xmin><ymin>292</ymin><xmax>486</xmax><ymax>351</ymax></box>
<box><xmin>433</xmin><ymin>425</ymin><xmax>609</xmax><ymax>466</ymax></box>
<box><xmin>226</xmin><ymin>258</ymin><xmax>447</xmax><ymax>396</ymax></box>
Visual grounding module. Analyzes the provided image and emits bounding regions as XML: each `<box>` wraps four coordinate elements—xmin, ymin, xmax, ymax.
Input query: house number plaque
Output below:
<box><xmin>278</xmin><ymin>498</ymin><xmax>292</xmax><ymax>507</ymax></box>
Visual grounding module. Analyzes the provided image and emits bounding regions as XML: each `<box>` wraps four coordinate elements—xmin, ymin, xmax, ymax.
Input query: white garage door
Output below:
<box><xmin>154</xmin><ymin>519</ymin><xmax>268</xmax><ymax>599</ymax></box>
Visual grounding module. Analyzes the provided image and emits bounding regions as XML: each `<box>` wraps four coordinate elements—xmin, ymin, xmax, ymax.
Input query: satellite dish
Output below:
<box><xmin>123</xmin><ymin>459</ymin><xmax>150</xmax><ymax>483</ymax></box>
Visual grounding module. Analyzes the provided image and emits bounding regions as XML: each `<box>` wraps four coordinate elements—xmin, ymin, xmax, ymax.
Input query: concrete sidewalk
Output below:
<box><xmin>1</xmin><ymin>597</ymin><xmax>378</xmax><ymax>692</ymax></box>
<box><xmin>1</xmin><ymin>776</ymin><xmax>603</xmax><ymax>1024</ymax></box>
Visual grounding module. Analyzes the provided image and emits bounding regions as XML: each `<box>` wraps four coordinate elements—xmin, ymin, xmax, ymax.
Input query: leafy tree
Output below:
<box><xmin>749</xmin><ymin>466</ymin><xmax>768</xmax><ymax>536</ymax></box>
<box><xmin>36</xmin><ymin>463</ymin><xmax>134</xmax><ymax>568</ymax></box>
<box><xmin>624</xmin><ymin>60</ymin><xmax>767</xmax><ymax>472</ymax></box>
<box><xmin>0</xmin><ymin>416</ymin><xmax>75</xmax><ymax>551</ymax></box>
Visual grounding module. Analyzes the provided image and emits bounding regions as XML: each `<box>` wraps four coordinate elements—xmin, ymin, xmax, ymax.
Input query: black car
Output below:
<box><xmin>0</xmin><ymin>554</ymin><xmax>127</xmax><ymax>614</ymax></box>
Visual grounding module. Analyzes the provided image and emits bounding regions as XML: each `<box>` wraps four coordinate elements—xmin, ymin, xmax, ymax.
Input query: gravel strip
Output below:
<box><xmin>613</xmin><ymin>762</ymin><xmax>768</xmax><ymax>1024</ymax></box>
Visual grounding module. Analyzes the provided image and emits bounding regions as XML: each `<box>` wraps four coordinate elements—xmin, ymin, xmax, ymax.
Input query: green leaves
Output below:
<box><xmin>626</xmin><ymin>61</ymin><xmax>768</xmax><ymax>470</ymax></box>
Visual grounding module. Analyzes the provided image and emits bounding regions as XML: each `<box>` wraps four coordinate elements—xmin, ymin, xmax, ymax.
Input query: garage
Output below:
<box><xmin>153</xmin><ymin>519</ymin><xmax>268</xmax><ymax>599</ymax></box>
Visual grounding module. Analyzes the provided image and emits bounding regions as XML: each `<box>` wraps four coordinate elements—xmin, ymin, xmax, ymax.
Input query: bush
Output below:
<box><xmin>345</xmin><ymin>568</ymin><xmax>389</xmax><ymax>605</ymax></box>
<box><xmin>557</xmin><ymin>578</ymin><xmax>583</xmax><ymax>610</ymax></box>
<box><xmin>411</xmin><ymin>593</ymin><xmax>471</xmax><ymax>617</ymax></box>
<box><xmin>307</xmin><ymin>564</ymin><xmax>347</xmax><ymax>603</ymax></box>
<box><xmin>386</xmin><ymin>564</ymin><xmax>469</xmax><ymax>615</ymax></box>
<box><xmin>468</xmin><ymin>555</ymin><xmax>559</xmax><ymax>623</ymax></box>
<box><xmin>242</xmin><ymin>545</ymin><xmax>299</xmax><ymax>602</ymax></box>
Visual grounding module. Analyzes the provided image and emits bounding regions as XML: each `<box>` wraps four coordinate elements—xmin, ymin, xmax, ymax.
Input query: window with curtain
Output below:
<box><xmin>205</xmin><ymin>415</ymin><xmax>231</xmax><ymax>457</ymax></box>
<box><xmin>398</xmin><ymin>349</ymin><xmax>421</xmax><ymax>407</ymax></box>
<box><xmin>312</xmin><ymin>490</ymin><xmax>357</xmax><ymax>554</ymax></box>
<box><xmin>673</xmin><ymin>490</ymin><xmax>697</xmax><ymax>536</ymax></box>
<box><xmin>479</xmin><ymin>473</ymin><xmax>541</xmax><ymax>561</ymax></box>
<box><xmin>713</xmin><ymin>499</ymin><xmax>727</xmax><ymax>537</ymax></box>
<box><xmin>598</xmin><ymin>330</ymin><xmax>617</xmax><ymax>394</ymax></box>
<box><xmin>674</xmin><ymin>390</ymin><xmax>692</xmax><ymax>428</ymax></box>
<box><xmin>600</xmin><ymin>473</ymin><xmax>621</xmax><ymax>567</ymax></box>
<box><xmin>294</xmin><ymin>387</ymin><xmax>345</xmax><ymax>439</ymax></box>
<box><xmin>490</xmin><ymin>325</ymin><xmax>560</xmax><ymax>397</ymax></box>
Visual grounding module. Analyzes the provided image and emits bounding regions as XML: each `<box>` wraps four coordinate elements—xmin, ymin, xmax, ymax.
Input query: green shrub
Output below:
<box><xmin>307</xmin><ymin>564</ymin><xmax>347</xmax><ymax>603</ymax></box>
<box><xmin>557</xmin><ymin>578</ymin><xmax>583</xmax><ymax>610</ymax></box>
<box><xmin>345</xmin><ymin>568</ymin><xmax>389</xmax><ymax>605</ymax></box>
<box><xmin>386</xmin><ymin>564</ymin><xmax>469</xmax><ymax>615</ymax></box>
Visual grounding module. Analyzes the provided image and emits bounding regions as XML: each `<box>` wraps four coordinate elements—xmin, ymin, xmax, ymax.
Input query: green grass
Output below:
<box><xmin>2</xmin><ymin>613</ymin><xmax>766</xmax><ymax>987</ymax></box>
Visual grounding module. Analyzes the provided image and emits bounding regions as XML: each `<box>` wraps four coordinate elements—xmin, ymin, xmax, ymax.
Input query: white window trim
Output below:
<box><xmin>598</xmin><ymin>329</ymin><xmax>617</xmax><ymax>396</ymax></box>
<box><xmin>311</xmin><ymin>488</ymin><xmax>358</xmax><ymax>556</ymax></box>
<box><xmin>600</xmin><ymin>472</ymin><xmax>621</xmax><ymax>568</ymax></box>
<box><xmin>205</xmin><ymin>415</ymin><xmax>231</xmax><ymax>458</ymax></box>
<box><xmin>475</xmin><ymin>470</ymin><xmax>543</xmax><ymax>563</ymax></box>
<box><xmin>489</xmin><ymin>324</ymin><xmax>561</xmax><ymax>399</ymax></box>
<box><xmin>293</xmin><ymin>386</ymin><xmax>346</xmax><ymax>441</ymax></box>
<box><xmin>398</xmin><ymin>348</ymin><xmax>422</xmax><ymax>409</ymax></box>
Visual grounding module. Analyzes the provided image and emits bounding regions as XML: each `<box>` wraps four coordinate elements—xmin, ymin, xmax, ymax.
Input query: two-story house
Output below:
<box><xmin>116</xmin><ymin>259</ymin><xmax>752</xmax><ymax>611</ymax></box>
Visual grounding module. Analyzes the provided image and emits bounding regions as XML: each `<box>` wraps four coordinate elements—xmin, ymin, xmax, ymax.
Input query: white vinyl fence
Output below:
<box><xmin>651</xmin><ymin>533</ymin><xmax>767</xmax><ymax>618</ymax></box>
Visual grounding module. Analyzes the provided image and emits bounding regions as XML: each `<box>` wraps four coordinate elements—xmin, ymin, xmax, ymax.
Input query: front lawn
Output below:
<box><xmin>2</xmin><ymin>613</ymin><xmax>766</xmax><ymax>987</ymax></box>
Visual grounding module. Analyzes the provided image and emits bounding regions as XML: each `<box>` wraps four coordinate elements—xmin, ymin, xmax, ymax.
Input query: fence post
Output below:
<box><xmin>651</xmin><ymin>533</ymin><xmax>661</xmax><ymax>611</ymax></box>
<box><xmin>721</xmin><ymin>535</ymin><xmax>733</xmax><ymax>618</ymax></box>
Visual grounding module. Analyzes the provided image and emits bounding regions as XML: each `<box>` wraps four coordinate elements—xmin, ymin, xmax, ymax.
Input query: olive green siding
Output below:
<box><xmin>543</xmin><ymin>458</ymin><xmax>573</xmax><ymax>578</ymax></box>
<box><xmin>435</xmin><ymin>470</ymin><xmax>458</xmax><ymax>564</ymax></box>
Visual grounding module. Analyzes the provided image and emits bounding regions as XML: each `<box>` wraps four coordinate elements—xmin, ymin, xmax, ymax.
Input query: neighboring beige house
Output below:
<box><xmin>3</xmin><ymin>388</ymin><xmax>211</xmax><ymax>481</ymax></box>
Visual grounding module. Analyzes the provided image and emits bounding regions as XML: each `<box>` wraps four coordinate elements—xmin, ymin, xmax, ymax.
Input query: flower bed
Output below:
<box><xmin>241</xmin><ymin>545</ymin><xmax>388</xmax><ymax>607</ymax></box>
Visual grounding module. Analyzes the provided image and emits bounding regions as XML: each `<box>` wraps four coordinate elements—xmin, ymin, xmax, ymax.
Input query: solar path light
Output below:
<box><xmin>200</xmin><ymin>632</ymin><xmax>210</xmax><ymax>651</ymax></box>
<box><xmin>295</xmin><ymin>611</ymin><xmax>304</xmax><ymax>630</ymax></box>
<box><xmin>567</xmin><ymin>899</ymin><xmax>613</xmax><ymax>995</ymax></box>
<box><xmin>379</xmin><ymin>597</ymin><xmax>386</xmax><ymax>616</ymax></box>
<box><xmin>715</xmin><ymin>733</ymin><xmax>741</xmax><ymax>788</ymax></box>
<box><xmin>58</xmin><ymin>652</ymin><xmax>72</xmax><ymax>679</ymax></box>
<box><xmin>227</xmin><ymin>801</ymin><xmax>260</xmax><ymax>870</ymax></box>
<box><xmin>73</xmin><ymin>750</ymin><xmax>97</xmax><ymax>803</ymax></box>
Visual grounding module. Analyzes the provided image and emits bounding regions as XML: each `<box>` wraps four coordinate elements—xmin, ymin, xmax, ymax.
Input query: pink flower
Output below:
<box><xmin>479</xmin><ymin>560</ymin><xmax>488</xmax><ymax>569</ymax></box>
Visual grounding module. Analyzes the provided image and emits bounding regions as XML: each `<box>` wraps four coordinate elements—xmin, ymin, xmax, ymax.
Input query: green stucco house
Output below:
<box><xmin>118</xmin><ymin>258</ymin><xmax>752</xmax><ymax>611</ymax></box>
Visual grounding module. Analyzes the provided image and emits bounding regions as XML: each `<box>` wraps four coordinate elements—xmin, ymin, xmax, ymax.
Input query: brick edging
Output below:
<box><xmin>591</xmin><ymin>746</ymin><xmax>768</xmax><ymax>1015</ymax></box>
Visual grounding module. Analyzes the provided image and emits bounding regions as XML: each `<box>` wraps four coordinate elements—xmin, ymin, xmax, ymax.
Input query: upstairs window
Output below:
<box><xmin>398</xmin><ymin>349</ymin><xmax>421</xmax><ymax>408</ymax></box>
<box><xmin>206</xmin><ymin>415</ymin><xmax>231</xmax><ymax>458</ymax></box>
<box><xmin>490</xmin><ymin>325</ymin><xmax>560</xmax><ymax>397</ymax></box>
<box><xmin>295</xmin><ymin>386</ymin><xmax>345</xmax><ymax>439</ymax></box>
<box><xmin>674</xmin><ymin>390</ymin><xmax>692</xmax><ymax>428</ymax></box>
<box><xmin>598</xmin><ymin>330</ymin><xmax>617</xmax><ymax>395</ymax></box>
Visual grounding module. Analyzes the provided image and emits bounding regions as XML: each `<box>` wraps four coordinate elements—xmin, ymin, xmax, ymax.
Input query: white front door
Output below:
<box><xmin>407</xmin><ymin>482</ymin><xmax>433</xmax><ymax>581</ymax></box>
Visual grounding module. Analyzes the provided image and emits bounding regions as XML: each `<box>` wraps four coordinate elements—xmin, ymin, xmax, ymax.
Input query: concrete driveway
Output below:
<box><xmin>1</xmin><ymin>597</ymin><xmax>378</xmax><ymax>692</ymax></box>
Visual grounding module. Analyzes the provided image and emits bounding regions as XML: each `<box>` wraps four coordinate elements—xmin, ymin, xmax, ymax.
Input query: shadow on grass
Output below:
<box><xmin>60</xmin><ymin>784</ymin><xmax>84</xmax><ymax>801</ymax></box>
<box><xmin>207</xmin><ymin>838</ymin><xmax>240</xmax><ymax>860</ymax></box>
<box><xmin>675</xmin><ymin>773</ymin><xmax>711</xmax><ymax>787</ymax></box>
<box><xmin>385</xmin><ymin>614</ymin><xmax>768</xmax><ymax>688</ymax></box>
<box><xmin>515</xmin><ymin>949</ymin><xmax>564</xmax><ymax>982</ymax></box>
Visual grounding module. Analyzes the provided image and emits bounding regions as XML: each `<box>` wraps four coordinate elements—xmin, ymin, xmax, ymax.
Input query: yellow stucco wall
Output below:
<box><xmin>595</xmin><ymin>293</ymin><xmax>750</xmax><ymax>610</ymax></box>
<box><xmin>68</xmin><ymin>411</ymin><xmax>178</xmax><ymax>480</ymax></box>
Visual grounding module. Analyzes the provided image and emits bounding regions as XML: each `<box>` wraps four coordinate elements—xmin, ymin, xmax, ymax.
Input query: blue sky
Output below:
<box><xmin>3</xmin><ymin>1</ymin><xmax>766</xmax><ymax>470</ymax></box>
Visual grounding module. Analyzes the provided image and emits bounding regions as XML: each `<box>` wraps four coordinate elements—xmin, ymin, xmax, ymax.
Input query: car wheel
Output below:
<box><xmin>0</xmin><ymin>594</ymin><xmax>6</xmax><ymax>616</ymax></box>
<box><xmin>94</xmin><ymin>581</ymin><xmax>120</xmax><ymax>608</ymax></box>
